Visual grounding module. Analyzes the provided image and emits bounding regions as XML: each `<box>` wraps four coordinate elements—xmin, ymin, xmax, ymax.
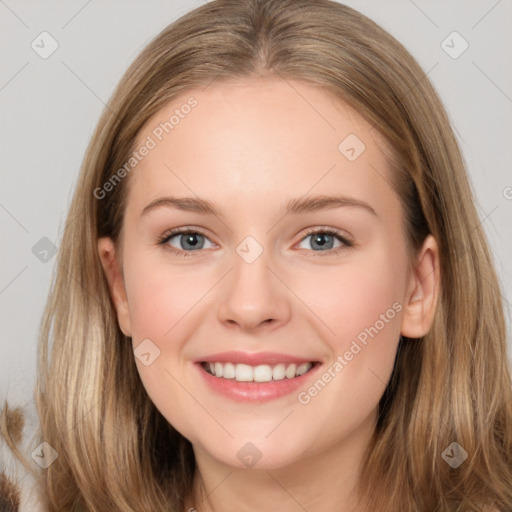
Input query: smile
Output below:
<box><xmin>201</xmin><ymin>361</ymin><xmax>314</xmax><ymax>382</ymax></box>
<box><xmin>196</xmin><ymin>359</ymin><xmax>322</xmax><ymax>402</ymax></box>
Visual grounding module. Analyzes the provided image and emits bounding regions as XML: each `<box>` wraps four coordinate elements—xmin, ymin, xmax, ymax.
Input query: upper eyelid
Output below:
<box><xmin>160</xmin><ymin>227</ymin><xmax>215</xmax><ymax>243</ymax></box>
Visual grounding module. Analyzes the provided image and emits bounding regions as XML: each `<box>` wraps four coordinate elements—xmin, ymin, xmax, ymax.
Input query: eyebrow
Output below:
<box><xmin>140</xmin><ymin>194</ymin><xmax>378</xmax><ymax>218</ymax></box>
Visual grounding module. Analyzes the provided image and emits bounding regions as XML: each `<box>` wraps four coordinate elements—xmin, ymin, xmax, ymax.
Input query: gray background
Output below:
<box><xmin>1</xmin><ymin>0</ymin><xmax>511</xmax><ymax>406</ymax></box>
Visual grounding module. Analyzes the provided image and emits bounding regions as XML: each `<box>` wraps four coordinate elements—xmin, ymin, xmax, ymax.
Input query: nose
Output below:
<box><xmin>217</xmin><ymin>247</ymin><xmax>292</xmax><ymax>332</ymax></box>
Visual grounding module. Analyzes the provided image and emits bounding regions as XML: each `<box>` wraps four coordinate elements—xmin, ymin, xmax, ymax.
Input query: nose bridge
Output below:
<box><xmin>216</xmin><ymin>234</ymin><xmax>290</xmax><ymax>330</ymax></box>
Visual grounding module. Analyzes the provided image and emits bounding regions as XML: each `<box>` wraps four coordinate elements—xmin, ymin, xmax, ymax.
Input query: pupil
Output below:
<box><xmin>313</xmin><ymin>233</ymin><xmax>333</xmax><ymax>250</ymax></box>
<box><xmin>183</xmin><ymin>233</ymin><xmax>201</xmax><ymax>249</ymax></box>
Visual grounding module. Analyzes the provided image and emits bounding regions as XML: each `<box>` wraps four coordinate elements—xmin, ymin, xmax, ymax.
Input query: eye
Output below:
<box><xmin>296</xmin><ymin>228</ymin><xmax>353</xmax><ymax>255</ymax></box>
<box><xmin>157</xmin><ymin>227</ymin><xmax>353</xmax><ymax>258</ymax></box>
<box><xmin>158</xmin><ymin>229</ymin><xmax>215</xmax><ymax>257</ymax></box>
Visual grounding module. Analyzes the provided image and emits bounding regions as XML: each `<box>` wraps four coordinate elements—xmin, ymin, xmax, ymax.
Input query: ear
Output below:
<box><xmin>400</xmin><ymin>234</ymin><xmax>440</xmax><ymax>338</ymax></box>
<box><xmin>97</xmin><ymin>237</ymin><xmax>132</xmax><ymax>337</ymax></box>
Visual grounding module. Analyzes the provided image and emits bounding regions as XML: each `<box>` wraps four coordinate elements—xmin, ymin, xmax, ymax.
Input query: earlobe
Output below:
<box><xmin>97</xmin><ymin>237</ymin><xmax>132</xmax><ymax>337</ymax></box>
<box><xmin>400</xmin><ymin>234</ymin><xmax>440</xmax><ymax>339</ymax></box>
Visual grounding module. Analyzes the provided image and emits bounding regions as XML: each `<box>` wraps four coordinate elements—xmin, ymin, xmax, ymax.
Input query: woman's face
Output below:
<box><xmin>99</xmin><ymin>77</ymin><xmax>438</xmax><ymax>470</ymax></box>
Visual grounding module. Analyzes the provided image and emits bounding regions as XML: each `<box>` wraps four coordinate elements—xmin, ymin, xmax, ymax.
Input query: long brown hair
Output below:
<box><xmin>31</xmin><ymin>0</ymin><xmax>512</xmax><ymax>510</ymax></box>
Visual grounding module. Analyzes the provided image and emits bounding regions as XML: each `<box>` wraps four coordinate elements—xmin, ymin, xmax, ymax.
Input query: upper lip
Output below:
<box><xmin>194</xmin><ymin>351</ymin><xmax>319</xmax><ymax>366</ymax></box>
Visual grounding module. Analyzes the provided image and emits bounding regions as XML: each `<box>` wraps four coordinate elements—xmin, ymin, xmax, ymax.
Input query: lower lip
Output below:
<box><xmin>195</xmin><ymin>362</ymin><xmax>322</xmax><ymax>402</ymax></box>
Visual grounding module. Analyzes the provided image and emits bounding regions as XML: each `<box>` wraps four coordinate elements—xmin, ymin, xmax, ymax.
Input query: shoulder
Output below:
<box><xmin>0</xmin><ymin>399</ymin><xmax>48</xmax><ymax>512</ymax></box>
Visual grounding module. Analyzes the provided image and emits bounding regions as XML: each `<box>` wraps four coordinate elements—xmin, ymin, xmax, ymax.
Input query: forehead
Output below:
<box><xmin>126</xmin><ymin>77</ymin><xmax>397</xmax><ymax>217</ymax></box>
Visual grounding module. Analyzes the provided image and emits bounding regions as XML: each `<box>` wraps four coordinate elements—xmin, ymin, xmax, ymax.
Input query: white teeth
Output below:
<box><xmin>296</xmin><ymin>363</ymin><xmax>310</xmax><ymax>376</ymax></box>
<box><xmin>253</xmin><ymin>365</ymin><xmax>273</xmax><ymax>382</ymax></box>
<box><xmin>235</xmin><ymin>363</ymin><xmax>253</xmax><ymax>382</ymax></box>
<box><xmin>285</xmin><ymin>364</ymin><xmax>297</xmax><ymax>379</ymax></box>
<box><xmin>272</xmin><ymin>364</ymin><xmax>286</xmax><ymax>381</ymax></box>
<box><xmin>214</xmin><ymin>362</ymin><xmax>224</xmax><ymax>378</ymax></box>
<box><xmin>223</xmin><ymin>362</ymin><xmax>236</xmax><ymax>379</ymax></box>
<box><xmin>204</xmin><ymin>361</ymin><xmax>313</xmax><ymax>382</ymax></box>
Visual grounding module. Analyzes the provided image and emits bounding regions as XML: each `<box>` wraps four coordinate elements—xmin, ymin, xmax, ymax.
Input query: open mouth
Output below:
<box><xmin>200</xmin><ymin>361</ymin><xmax>319</xmax><ymax>383</ymax></box>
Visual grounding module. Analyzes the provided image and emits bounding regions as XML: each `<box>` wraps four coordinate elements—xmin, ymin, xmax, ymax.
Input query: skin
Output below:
<box><xmin>98</xmin><ymin>77</ymin><xmax>439</xmax><ymax>512</ymax></box>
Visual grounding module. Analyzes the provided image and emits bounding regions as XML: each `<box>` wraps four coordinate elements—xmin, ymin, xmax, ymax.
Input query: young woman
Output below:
<box><xmin>2</xmin><ymin>0</ymin><xmax>511</xmax><ymax>510</ymax></box>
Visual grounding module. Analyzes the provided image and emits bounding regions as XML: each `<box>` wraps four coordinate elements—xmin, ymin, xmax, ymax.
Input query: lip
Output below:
<box><xmin>194</xmin><ymin>351</ymin><xmax>319</xmax><ymax>366</ymax></box>
<box><xmin>194</xmin><ymin>358</ymin><xmax>322</xmax><ymax>403</ymax></box>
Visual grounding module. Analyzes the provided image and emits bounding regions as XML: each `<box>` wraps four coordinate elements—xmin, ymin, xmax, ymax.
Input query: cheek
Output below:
<box><xmin>123</xmin><ymin>256</ymin><xmax>207</xmax><ymax>342</ymax></box>
<box><xmin>291</xmin><ymin>249</ymin><xmax>406</xmax><ymax>413</ymax></box>
<box><xmin>295</xmin><ymin>253</ymin><xmax>406</xmax><ymax>348</ymax></box>
<box><xmin>122</xmin><ymin>258</ymin><xmax>206</xmax><ymax>438</ymax></box>
<box><xmin>293</xmin><ymin>269</ymin><xmax>403</xmax><ymax>441</ymax></box>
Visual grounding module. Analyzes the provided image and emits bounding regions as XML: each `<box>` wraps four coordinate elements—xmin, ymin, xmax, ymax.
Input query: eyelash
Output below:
<box><xmin>156</xmin><ymin>227</ymin><xmax>354</xmax><ymax>258</ymax></box>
